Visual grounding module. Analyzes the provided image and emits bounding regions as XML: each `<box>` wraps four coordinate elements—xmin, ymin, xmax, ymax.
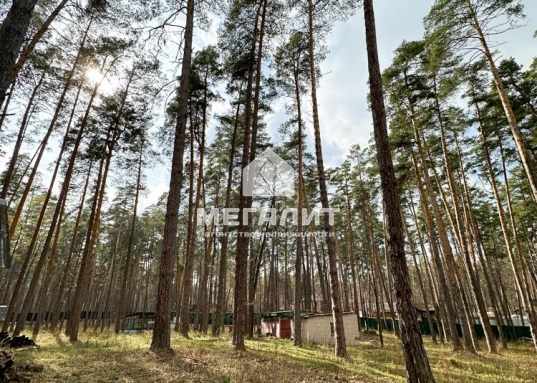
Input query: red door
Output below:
<box><xmin>279</xmin><ymin>319</ymin><xmax>291</xmax><ymax>339</ymax></box>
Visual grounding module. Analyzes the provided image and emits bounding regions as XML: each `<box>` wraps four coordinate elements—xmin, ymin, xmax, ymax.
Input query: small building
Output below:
<box><xmin>260</xmin><ymin>310</ymin><xmax>293</xmax><ymax>339</ymax></box>
<box><xmin>413</xmin><ymin>305</ymin><xmax>436</xmax><ymax>322</ymax></box>
<box><xmin>0</xmin><ymin>305</ymin><xmax>7</xmax><ymax>321</ymax></box>
<box><xmin>300</xmin><ymin>312</ymin><xmax>361</xmax><ymax>346</ymax></box>
<box><xmin>121</xmin><ymin>312</ymin><xmax>155</xmax><ymax>333</ymax></box>
<box><xmin>377</xmin><ymin>303</ymin><xmax>434</xmax><ymax>324</ymax></box>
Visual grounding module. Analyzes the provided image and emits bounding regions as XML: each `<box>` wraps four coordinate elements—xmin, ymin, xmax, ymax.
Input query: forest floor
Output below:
<box><xmin>8</xmin><ymin>330</ymin><xmax>537</xmax><ymax>382</ymax></box>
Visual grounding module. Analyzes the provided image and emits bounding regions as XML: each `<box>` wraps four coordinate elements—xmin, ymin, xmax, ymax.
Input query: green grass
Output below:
<box><xmin>9</xmin><ymin>330</ymin><xmax>537</xmax><ymax>382</ymax></box>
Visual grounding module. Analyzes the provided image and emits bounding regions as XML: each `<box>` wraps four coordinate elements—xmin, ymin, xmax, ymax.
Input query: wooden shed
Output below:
<box><xmin>300</xmin><ymin>312</ymin><xmax>361</xmax><ymax>346</ymax></box>
<box><xmin>260</xmin><ymin>311</ymin><xmax>294</xmax><ymax>339</ymax></box>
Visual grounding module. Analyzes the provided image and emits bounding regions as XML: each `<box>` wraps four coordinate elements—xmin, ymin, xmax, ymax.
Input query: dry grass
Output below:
<box><xmin>9</xmin><ymin>330</ymin><xmax>537</xmax><ymax>382</ymax></box>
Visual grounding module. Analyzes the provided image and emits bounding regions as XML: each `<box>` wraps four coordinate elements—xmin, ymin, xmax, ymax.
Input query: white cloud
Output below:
<box><xmin>142</xmin><ymin>166</ymin><xmax>169</xmax><ymax>210</ymax></box>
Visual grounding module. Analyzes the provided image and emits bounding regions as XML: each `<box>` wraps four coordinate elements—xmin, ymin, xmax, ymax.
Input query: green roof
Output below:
<box><xmin>261</xmin><ymin>310</ymin><xmax>311</xmax><ymax>319</ymax></box>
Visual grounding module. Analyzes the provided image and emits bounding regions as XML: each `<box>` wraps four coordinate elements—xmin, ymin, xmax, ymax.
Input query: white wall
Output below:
<box><xmin>301</xmin><ymin>313</ymin><xmax>361</xmax><ymax>346</ymax></box>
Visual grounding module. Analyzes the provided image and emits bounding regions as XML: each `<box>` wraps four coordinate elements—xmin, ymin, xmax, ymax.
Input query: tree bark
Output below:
<box><xmin>477</xmin><ymin>104</ymin><xmax>537</xmax><ymax>351</ymax></box>
<box><xmin>0</xmin><ymin>0</ymin><xmax>39</xmax><ymax>109</ymax></box>
<box><xmin>11</xmin><ymin>76</ymin><xmax>89</xmax><ymax>336</ymax></box>
<box><xmin>431</xmin><ymin>78</ymin><xmax>495</xmax><ymax>352</ymax></box>
<box><xmin>150</xmin><ymin>0</ymin><xmax>194</xmax><ymax>352</ymax></box>
<box><xmin>245</xmin><ymin>0</ymin><xmax>268</xmax><ymax>339</ymax></box>
<box><xmin>363</xmin><ymin>0</ymin><xmax>435</xmax><ymax>380</ymax></box>
<box><xmin>1</xmin><ymin>70</ymin><xmax>46</xmax><ymax>200</ymax></box>
<box><xmin>403</xmin><ymin>219</ymin><xmax>437</xmax><ymax>344</ymax></box>
<box><xmin>115</xmin><ymin>139</ymin><xmax>144</xmax><ymax>333</ymax></box>
<box><xmin>294</xmin><ymin>59</ymin><xmax>304</xmax><ymax>347</ymax></box>
<box><xmin>67</xmin><ymin>78</ymin><xmax>130</xmax><ymax>341</ymax></box>
<box><xmin>307</xmin><ymin>0</ymin><xmax>347</xmax><ymax>358</ymax></box>
<box><xmin>10</xmin><ymin>0</ymin><xmax>70</xmax><ymax>85</ymax></box>
<box><xmin>8</xmin><ymin>18</ymin><xmax>92</xmax><ymax>240</ymax></box>
<box><xmin>212</xmin><ymin>96</ymin><xmax>241</xmax><ymax>336</ymax></box>
<box><xmin>180</xmin><ymin>119</ymin><xmax>205</xmax><ymax>337</ymax></box>
<box><xmin>233</xmin><ymin>0</ymin><xmax>262</xmax><ymax>350</ymax></box>
<box><xmin>49</xmin><ymin>162</ymin><xmax>92</xmax><ymax>331</ymax></box>
<box><xmin>468</xmin><ymin>9</ymin><xmax>537</xmax><ymax>203</ymax></box>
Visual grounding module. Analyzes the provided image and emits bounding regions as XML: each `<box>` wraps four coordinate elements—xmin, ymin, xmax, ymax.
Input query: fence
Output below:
<box><xmin>361</xmin><ymin>317</ymin><xmax>532</xmax><ymax>341</ymax></box>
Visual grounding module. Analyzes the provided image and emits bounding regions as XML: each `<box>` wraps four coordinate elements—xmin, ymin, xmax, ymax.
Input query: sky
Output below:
<box><xmin>1</xmin><ymin>0</ymin><xmax>536</xmax><ymax>210</ymax></box>
<box><xmin>310</xmin><ymin>0</ymin><xmax>537</xmax><ymax>167</ymax></box>
<box><xmin>144</xmin><ymin>0</ymin><xmax>537</xmax><ymax>208</ymax></box>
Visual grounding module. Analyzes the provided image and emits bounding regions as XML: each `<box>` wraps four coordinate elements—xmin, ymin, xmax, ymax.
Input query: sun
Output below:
<box><xmin>85</xmin><ymin>68</ymin><xmax>119</xmax><ymax>94</ymax></box>
<box><xmin>86</xmin><ymin>68</ymin><xmax>105</xmax><ymax>84</ymax></box>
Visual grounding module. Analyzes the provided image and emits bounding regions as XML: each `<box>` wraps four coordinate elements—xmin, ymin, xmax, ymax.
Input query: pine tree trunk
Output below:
<box><xmin>312</xmin><ymin>236</ymin><xmax>328</xmax><ymax>312</ymax></box>
<box><xmin>245</xmin><ymin>0</ymin><xmax>268</xmax><ymax>339</ymax></box>
<box><xmin>366</xmin><ymin>220</ymin><xmax>384</xmax><ymax>346</ymax></box>
<box><xmin>0</xmin><ymin>82</ymin><xmax>15</xmax><ymax>131</ymax></box>
<box><xmin>0</xmin><ymin>0</ymin><xmax>38</xmax><ymax>109</ymax></box>
<box><xmin>49</xmin><ymin>163</ymin><xmax>92</xmax><ymax>332</ymax></box>
<box><xmin>198</xmin><ymin>69</ymin><xmax>217</xmax><ymax>336</ymax></box>
<box><xmin>498</xmin><ymin>137</ymin><xmax>537</xmax><ymax>349</ymax></box>
<box><xmin>181</xmin><ymin>114</ymin><xmax>207</xmax><ymax>336</ymax></box>
<box><xmin>363</xmin><ymin>0</ymin><xmax>435</xmax><ymax>380</ymax></box>
<box><xmin>67</xmin><ymin>116</ymin><xmax>122</xmax><ymax>341</ymax></box>
<box><xmin>233</xmin><ymin>0</ymin><xmax>263</xmax><ymax>351</ymax></box>
<box><xmin>469</xmin><ymin>10</ymin><xmax>537</xmax><ymax>203</ymax></box>
<box><xmin>410</xmin><ymin>150</ymin><xmax>456</xmax><ymax>345</ymax></box>
<box><xmin>381</xmin><ymin>215</ymin><xmax>399</xmax><ymax>337</ymax></box>
<box><xmin>180</xmin><ymin>122</ymin><xmax>204</xmax><ymax>337</ymax></box>
<box><xmin>100</xmin><ymin>231</ymin><xmax>120</xmax><ymax>332</ymax></box>
<box><xmin>498</xmin><ymin>137</ymin><xmax>537</xmax><ymax>293</ymax></box>
<box><xmin>8</xmin><ymin>19</ymin><xmax>92</xmax><ymax>240</ymax></box>
<box><xmin>403</xmin><ymin>220</ymin><xmax>437</xmax><ymax>344</ymax></box>
<box><xmin>174</xmin><ymin>122</ymin><xmax>195</xmax><ymax>333</ymax></box>
<box><xmin>199</xmin><ymin>214</ymin><xmax>216</xmax><ymax>334</ymax></box>
<box><xmin>308</xmin><ymin>0</ymin><xmax>346</xmax><ymax>358</ymax></box>
<box><xmin>334</xmin><ymin>239</ymin><xmax>351</xmax><ymax>313</ymax></box>
<box><xmin>456</xmin><ymin>149</ymin><xmax>507</xmax><ymax>348</ymax></box>
<box><xmin>10</xmin><ymin>0</ymin><xmax>70</xmax><ymax>84</ymax></box>
<box><xmin>478</xmin><ymin>107</ymin><xmax>537</xmax><ymax>351</ymax></box>
<box><xmin>12</xmin><ymin>79</ymin><xmax>90</xmax><ymax>336</ymax></box>
<box><xmin>212</xmin><ymin>95</ymin><xmax>241</xmax><ymax>336</ymax></box>
<box><xmin>8</xmin><ymin>140</ymin><xmax>41</xmax><ymax>206</ymax></box>
<box><xmin>151</xmin><ymin>0</ymin><xmax>194</xmax><ymax>351</ymax></box>
<box><xmin>415</xmin><ymin>124</ymin><xmax>476</xmax><ymax>352</ymax></box>
<box><xmin>294</xmin><ymin>64</ymin><xmax>304</xmax><ymax>346</ymax></box>
<box><xmin>115</xmin><ymin>138</ymin><xmax>144</xmax><ymax>333</ymax></box>
<box><xmin>1</xmin><ymin>70</ymin><xmax>46</xmax><ymax>200</ymax></box>
<box><xmin>31</xmin><ymin>197</ymin><xmax>67</xmax><ymax>338</ymax></box>
<box><xmin>432</xmin><ymin>79</ymin><xmax>495</xmax><ymax>352</ymax></box>
<box><xmin>65</xmin><ymin>159</ymin><xmax>106</xmax><ymax>339</ymax></box>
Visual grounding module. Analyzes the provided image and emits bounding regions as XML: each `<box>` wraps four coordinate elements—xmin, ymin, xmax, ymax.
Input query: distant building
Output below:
<box><xmin>260</xmin><ymin>311</ymin><xmax>363</xmax><ymax>346</ymax></box>
<box><xmin>260</xmin><ymin>311</ymin><xmax>294</xmax><ymax>339</ymax></box>
<box><xmin>260</xmin><ymin>306</ymin><xmax>435</xmax><ymax>347</ymax></box>
<box><xmin>120</xmin><ymin>312</ymin><xmax>155</xmax><ymax>333</ymax></box>
<box><xmin>300</xmin><ymin>313</ymin><xmax>361</xmax><ymax>346</ymax></box>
